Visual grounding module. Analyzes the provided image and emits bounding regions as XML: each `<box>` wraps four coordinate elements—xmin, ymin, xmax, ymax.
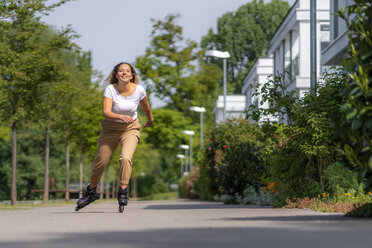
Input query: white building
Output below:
<box><xmin>241</xmin><ymin>57</ymin><xmax>275</xmax><ymax>122</ymax></box>
<box><xmin>268</xmin><ymin>0</ymin><xmax>330</xmax><ymax>98</ymax></box>
<box><xmin>322</xmin><ymin>0</ymin><xmax>353</xmax><ymax>65</ymax></box>
<box><xmin>213</xmin><ymin>95</ymin><xmax>246</xmax><ymax>124</ymax></box>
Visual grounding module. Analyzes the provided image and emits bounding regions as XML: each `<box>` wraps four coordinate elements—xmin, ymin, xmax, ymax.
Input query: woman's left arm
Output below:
<box><xmin>140</xmin><ymin>96</ymin><xmax>154</xmax><ymax>127</ymax></box>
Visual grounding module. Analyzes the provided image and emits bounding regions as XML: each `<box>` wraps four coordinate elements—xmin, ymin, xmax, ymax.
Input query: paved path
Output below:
<box><xmin>0</xmin><ymin>199</ymin><xmax>371</xmax><ymax>248</ymax></box>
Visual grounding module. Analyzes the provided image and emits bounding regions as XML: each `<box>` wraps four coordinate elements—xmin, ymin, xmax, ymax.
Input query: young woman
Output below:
<box><xmin>75</xmin><ymin>62</ymin><xmax>153</xmax><ymax>213</ymax></box>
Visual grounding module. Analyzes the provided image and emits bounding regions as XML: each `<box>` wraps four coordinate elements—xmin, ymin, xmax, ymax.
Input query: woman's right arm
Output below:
<box><xmin>102</xmin><ymin>97</ymin><xmax>134</xmax><ymax>123</ymax></box>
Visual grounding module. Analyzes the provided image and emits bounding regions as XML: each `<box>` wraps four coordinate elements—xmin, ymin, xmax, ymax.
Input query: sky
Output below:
<box><xmin>42</xmin><ymin>0</ymin><xmax>293</xmax><ymax>107</ymax></box>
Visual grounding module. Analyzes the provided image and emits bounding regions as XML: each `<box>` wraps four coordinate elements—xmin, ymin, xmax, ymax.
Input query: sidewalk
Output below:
<box><xmin>0</xmin><ymin>199</ymin><xmax>371</xmax><ymax>248</ymax></box>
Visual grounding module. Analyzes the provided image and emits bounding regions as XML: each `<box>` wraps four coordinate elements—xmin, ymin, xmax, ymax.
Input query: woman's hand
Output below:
<box><xmin>119</xmin><ymin>115</ymin><xmax>134</xmax><ymax>123</ymax></box>
<box><xmin>144</xmin><ymin>119</ymin><xmax>153</xmax><ymax>127</ymax></box>
<box><xmin>140</xmin><ymin>96</ymin><xmax>154</xmax><ymax>128</ymax></box>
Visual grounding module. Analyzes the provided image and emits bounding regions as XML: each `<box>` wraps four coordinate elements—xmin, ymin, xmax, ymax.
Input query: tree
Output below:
<box><xmin>68</xmin><ymin>68</ymin><xmax>102</xmax><ymax>197</ymax></box>
<box><xmin>140</xmin><ymin>109</ymin><xmax>196</xmax><ymax>183</ymax></box>
<box><xmin>35</xmin><ymin>48</ymin><xmax>98</xmax><ymax>201</ymax></box>
<box><xmin>338</xmin><ymin>1</ymin><xmax>372</xmax><ymax>189</ymax></box>
<box><xmin>136</xmin><ymin>14</ymin><xmax>221</xmax><ymax>114</ymax></box>
<box><xmin>201</xmin><ymin>0</ymin><xmax>290</xmax><ymax>92</ymax></box>
<box><xmin>143</xmin><ymin>109</ymin><xmax>192</xmax><ymax>152</ymax></box>
<box><xmin>0</xmin><ymin>0</ymin><xmax>73</xmax><ymax>205</ymax></box>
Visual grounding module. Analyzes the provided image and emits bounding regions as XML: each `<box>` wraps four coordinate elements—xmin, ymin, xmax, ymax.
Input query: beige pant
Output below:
<box><xmin>90</xmin><ymin>119</ymin><xmax>141</xmax><ymax>187</ymax></box>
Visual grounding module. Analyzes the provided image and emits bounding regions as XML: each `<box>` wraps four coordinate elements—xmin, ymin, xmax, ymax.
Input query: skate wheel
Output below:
<box><xmin>75</xmin><ymin>206</ymin><xmax>82</xmax><ymax>212</ymax></box>
<box><xmin>119</xmin><ymin>205</ymin><xmax>124</xmax><ymax>213</ymax></box>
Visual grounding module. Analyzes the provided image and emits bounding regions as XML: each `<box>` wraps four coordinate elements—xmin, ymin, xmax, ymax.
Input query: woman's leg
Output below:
<box><xmin>90</xmin><ymin>129</ymin><xmax>120</xmax><ymax>188</ymax></box>
<box><xmin>119</xmin><ymin>126</ymin><xmax>140</xmax><ymax>189</ymax></box>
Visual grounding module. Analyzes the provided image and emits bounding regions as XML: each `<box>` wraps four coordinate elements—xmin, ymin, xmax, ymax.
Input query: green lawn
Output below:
<box><xmin>0</xmin><ymin>193</ymin><xmax>180</xmax><ymax>210</ymax></box>
<box><xmin>139</xmin><ymin>191</ymin><xmax>179</xmax><ymax>201</ymax></box>
<box><xmin>0</xmin><ymin>200</ymin><xmax>76</xmax><ymax>210</ymax></box>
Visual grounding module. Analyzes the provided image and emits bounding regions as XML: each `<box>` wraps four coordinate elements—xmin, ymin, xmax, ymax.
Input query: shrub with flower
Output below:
<box><xmin>197</xmin><ymin>119</ymin><xmax>272</xmax><ymax>202</ymax></box>
<box><xmin>264</xmin><ymin>182</ymin><xmax>277</xmax><ymax>194</ymax></box>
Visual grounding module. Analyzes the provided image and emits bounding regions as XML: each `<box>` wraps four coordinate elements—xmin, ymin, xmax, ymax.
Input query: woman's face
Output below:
<box><xmin>116</xmin><ymin>64</ymin><xmax>133</xmax><ymax>83</ymax></box>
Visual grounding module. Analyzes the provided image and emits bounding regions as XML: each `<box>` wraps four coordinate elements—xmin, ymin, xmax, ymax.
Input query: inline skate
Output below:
<box><xmin>117</xmin><ymin>187</ymin><xmax>129</xmax><ymax>213</ymax></box>
<box><xmin>75</xmin><ymin>185</ymin><xmax>99</xmax><ymax>211</ymax></box>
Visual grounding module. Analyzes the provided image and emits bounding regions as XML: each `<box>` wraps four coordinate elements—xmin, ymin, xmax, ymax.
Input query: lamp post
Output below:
<box><xmin>179</xmin><ymin>144</ymin><xmax>189</xmax><ymax>174</ymax></box>
<box><xmin>189</xmin><ymin>106</ymin><xmax>206</xmax><ymax>149</ymax></box>
<box><xmin>205</xmin><ymin>50</ymin><xmax>230</xmax><ymax>122</ymax></box>
<box><xmin>182</xmin><ymin>130</ymin><xmax>195</xmax><ymax>171</ymax></box>
<box><xmin>310</xmin><ymin>0</ymin><xmax>317</xmax><ymax>93</ymax></box>
<box><xmin>176</xmin><ymin>154</ymin><xmax>185</xmax><ymax>177</ymax></box>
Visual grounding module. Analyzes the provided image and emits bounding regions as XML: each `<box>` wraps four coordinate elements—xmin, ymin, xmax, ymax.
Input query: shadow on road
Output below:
<box><xmin>51</xmin><ymin>211</ymin><xmax>107</xmax><ymax>214</ymax></box>
<box><xmin>0</xmin><ymin>226</ymin><xmax>371</xmax><ymax>248</ymax></box>
<box><xmin>144</xmin><ymin>202</ymin><xmax>270</xmax><ymax>210</ymax></box>
<box><xmin>220</xmin><ymin>215</ymin><xmax>350</xmax><ymax>222</ymax></box>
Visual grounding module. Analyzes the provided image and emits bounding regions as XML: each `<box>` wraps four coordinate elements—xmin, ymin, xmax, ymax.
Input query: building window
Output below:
<box><xmin>273</xmin><ymin>51</ymin><xmax>277</xmax><ymax>76</ymax></box>
<box><xmin>292</xmin><ymin>55</ymin><xmax>299</xmax><ymax>77</ymax></box>
<box><xmin>333</xmin><ymin>0</ymin><xmax>339</xmax><ymax>40</ymax></box>
<box><xmin>282</xmin><ymin>40</ymin><xmax>285</xmax><ymax>75</ymax></box>
<box><xmin>254</xmin><ymin>97</ymin><xmax>259</xmax><ymax>107</ymax></box>
<box><xmin>320</xmin><ymin>25</ymin><xmax>330</xmax><ymax>51</ymax></box>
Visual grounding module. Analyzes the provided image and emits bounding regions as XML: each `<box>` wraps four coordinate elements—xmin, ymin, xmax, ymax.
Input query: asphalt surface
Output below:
<box><xmin>0</xmin><ymin>199</ymin><xmax>371</xmax><ymax>248</ymax></box>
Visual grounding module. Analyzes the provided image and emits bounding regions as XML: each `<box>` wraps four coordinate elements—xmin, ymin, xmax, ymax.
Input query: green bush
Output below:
<box><xmin>242</xmin><ymin>69</ymin><xmax>350</xmax><ymax>205</ymax></box>
<box><xmin>338</xmin><ymin>1</ymin><xmax>372</xmax><ymax>190</ymax></box>
<box><xmin>137</xmin><ymin>175</ymin><xmax>169</xmax><ymax>197</ymax></box>
<box><xmin>324</xmin><ymin>162</ymin><xmax>359</xmax><ymax>197</ymax></box>
<box><xmin>178</xmin><ymin>167</ymin><xmax>199</xmax><ymax>199</ymax></box>
<box><xmin>178</xmin><ymin>176</ymin><xmax>188</xmax><ymax>198</ymax></box>
<box><xmin>221</xmin><ymin>142</ymin><xmax>267</xmax><ymax>196</ymax></box>
<box><xmin>346</xmin><ymin>203</ymin><xmax>372</xmax><ymax>217</ymax></box>
<box><xmin>200</xmin><ymin>119</ymin><xmax>271</xmax><ymax>201</ymax></box>
<box><xmin>152</xmin><ymin>181</ymin><xmax>170</xmax><ymax>194</ymax></box>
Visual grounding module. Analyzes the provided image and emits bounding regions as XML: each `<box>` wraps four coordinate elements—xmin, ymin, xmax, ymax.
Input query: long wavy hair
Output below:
<box><xmin>105</xmin><ymin>62</ymin><xmax>139</xmax><ymax>85</ymax></box>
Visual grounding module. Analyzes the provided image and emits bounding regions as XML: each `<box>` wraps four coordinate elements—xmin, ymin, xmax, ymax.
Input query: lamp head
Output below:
<box><xmin>205</xmin><ymin>50</ymin><xmax>230</xmax><ymax>59</ymax></box>
<box><xmin>182</xmin><ymin>130</ymin><xmax>195</xmax><ymax>136</ymax></box>
<box><xmin>179</xmin><ymin>144</ymin><xmax>189</xmax><ymax>150</ymax></box>
<box><xmin>176</xmin><ymin>154</ymin><xmax>185</xmax><ymax>159</ymax></box>
<box><xmin>190</xmin><ymin>106</ymin><xmax>206</xmax><ymax>113</ymax></box>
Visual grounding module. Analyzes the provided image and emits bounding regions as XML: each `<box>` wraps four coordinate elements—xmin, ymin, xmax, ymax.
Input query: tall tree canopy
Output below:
<box><xmin>136</xmin><ymin>14</ymin><xmax>221</xmax><ymax>114</ymax></box>
<box><xmin>201</xmin><ymin>0</ymin><xmax>290</xmax><ymax>92</ymax></box>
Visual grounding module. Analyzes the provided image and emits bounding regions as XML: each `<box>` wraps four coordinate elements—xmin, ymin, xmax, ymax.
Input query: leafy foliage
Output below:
<box><xmin>136</xmin><ymin>14</ymin><xmax>221</xmax><ymax>113</ymax></box>
<box><xmin>201</xmin><ymin>0</ymin><xmax>289</xmax><ymax>92</ymax></box>
<box><xmin>142</xmin><ymin>108</ymin><xmax>192</xmax><ymax>152</ymax></box>
<box><xmin>338</xmin><ymin>0</ymin><xmax>372</xmax><ymax>189</ymax></box>
<box><xmin>0</xmin><ymin>0</ymin><xmax>103</xmax><ymax>201</ymax></box>
<box><xmin>200</xmin><ymin>119</ymin><xmax>270</xmax><ymax>200</ymax></box>
<box><xmin>192</xmin><ymin>70</ymin><xmax>352</xmax><ymax>205</ymax></box>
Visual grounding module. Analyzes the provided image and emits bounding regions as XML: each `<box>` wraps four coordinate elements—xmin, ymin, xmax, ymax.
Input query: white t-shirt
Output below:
<box><xmin>103</xmin><ymin>84</ymin><xmax>146</xmax><ymax>122</ymax></box>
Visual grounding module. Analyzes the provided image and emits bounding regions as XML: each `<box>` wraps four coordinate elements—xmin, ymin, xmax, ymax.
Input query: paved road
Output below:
<box><xmin>0</xmin><ymin>199</ymin><xmax>371</xmax><ymax>248</ymax></box>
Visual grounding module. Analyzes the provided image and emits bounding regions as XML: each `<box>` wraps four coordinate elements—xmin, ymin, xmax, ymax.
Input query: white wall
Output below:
<box><xmin>322</xmin><ymin>0</ymin><xmax>353</xmax><ymax>65</ymax></box>
<box><xmin>242</xmin><ymin>57</ymin><xmax>274</xmax><ymax>123</ymax></box>
<box><xmin>269</xmin><ymin>0</ymin><xmax>330</xmax><ymax>98</ymax></box>
<box><xmin>213</xmin><ymin>95</ymin><xmax>246</xmax><ymax>124</ymax></box>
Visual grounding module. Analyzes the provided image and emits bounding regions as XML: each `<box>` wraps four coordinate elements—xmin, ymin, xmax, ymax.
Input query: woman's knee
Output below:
<box><xmin>119</xmin><ymin>157</ymin><xmax>132</xmax><ymax>166</ymax></box>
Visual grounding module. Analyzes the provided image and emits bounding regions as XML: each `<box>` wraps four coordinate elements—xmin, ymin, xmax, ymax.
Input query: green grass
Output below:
<box><xmin>0</xmin><ymin>193</ymin><xmax>180</xmax><ymax>210</ymax></box>
<box><xmin>0</xmin><ymin>200</ymin><xmax>77</xmax><ymax>210</ymax></box>
<box><xmin>139</xmin><ymin>191</ymin><xmax>179</xmax><ymax>201</ymax></box>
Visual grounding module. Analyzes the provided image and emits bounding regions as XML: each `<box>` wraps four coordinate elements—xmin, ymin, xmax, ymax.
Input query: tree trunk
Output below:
<box><xmin>99</xmin><ymin>177</ymin><xmax>104</xmax><ymax>199</ymax></box>
<box><xmin>105</xmin><ymin>170</ymin><xmax>109</xmax><ymax>199</ymax></box>
<box><xmin>43</xmin><ymin>125</ymin><xmax>50</xmax><ymax>203</ymax></box>
<box><xmin>11</xmin><ymin>121</ymin><xmax>17</xmax><ymax>206</ymax></box>
<box><xmin>79</xmin><ymin>153</ymin><xmax>83</xmax><ymax>198</ymax></box>
<box><xmin>131</xmin><ymin>177</ymin><xmax>137</xmax><ymax>199</ymax></box>
<box><xmin>65</xmin><ymin>139</ymin><xmax>70</xmax><ymax>201</ymax></box>
<box><xmin>112</xmin><ymin>179</ymin><xmax>116</xmax><ymax>199</ymax></box>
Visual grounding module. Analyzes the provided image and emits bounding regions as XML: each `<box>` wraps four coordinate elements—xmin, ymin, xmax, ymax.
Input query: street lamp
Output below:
<box><xmin>205</xmin><ymin>50</ymin><xmax>230</xmax><ymax>122</ymax></box>
<box><xmin>189</xmin><ymin>106</ymin><xmax>206</xmax><ymax>149</ymax></box>
<box><xmin>179</xmin><ymin>144</ymin><xmax>189</xmax><ymax>173</ymax></box>
<box><xmin>182</xmin><ymin>130</ymin><xmax>195</xmax><ymax>171</ymax></box>
<box><xmin>176</xmin><ymin>154</ymin><xmax>185</xmax><ymax>177</ymax></box>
